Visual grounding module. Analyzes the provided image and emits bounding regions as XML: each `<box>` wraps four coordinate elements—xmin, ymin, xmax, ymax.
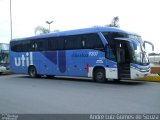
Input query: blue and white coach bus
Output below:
<box><xmin>9</xmin><ymin>27</ymin><xmax>150</xmax><ymax>82</ymax></box>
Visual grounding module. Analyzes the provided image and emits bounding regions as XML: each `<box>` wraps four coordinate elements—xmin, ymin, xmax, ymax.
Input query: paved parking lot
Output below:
<box><xmin>0</xmin><ymin>74</ymin><xmax>160</xmax><ymax>113</ymax></box>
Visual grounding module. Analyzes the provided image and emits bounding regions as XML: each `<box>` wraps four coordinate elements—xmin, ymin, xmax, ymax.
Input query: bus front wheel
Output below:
<box><xmin>93</xmin><ymin>68</ymin><xmax>106</xmax><ymax>83</ymax></box>
<box><xmin>28</xmin><ymin>66</ymin><xmax>38</xmax><ymax>78</ymax></box>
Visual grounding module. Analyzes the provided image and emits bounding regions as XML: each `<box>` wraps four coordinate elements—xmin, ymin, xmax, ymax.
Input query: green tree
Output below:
<box><xmin>105</xmin><ymin>16</ymin><xmax>120</xmax><ymax>27</ymax></box>
<box><xmin>34</xmin><ymin>26</ymin><xmax>50</xmax><ymax>35</ymax></box>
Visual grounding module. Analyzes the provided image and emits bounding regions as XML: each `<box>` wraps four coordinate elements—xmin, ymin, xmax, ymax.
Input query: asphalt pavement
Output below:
<box><xmin>0</xmin><ymin>74</ymin><xmax>160</xmax><ymax>113</ymax></box>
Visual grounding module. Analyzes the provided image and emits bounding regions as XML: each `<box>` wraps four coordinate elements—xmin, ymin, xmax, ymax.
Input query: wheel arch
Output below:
<box><xmin>93</xmin><ymin>66</ymin><xmax>106</xmax><ymax>77</ymax></box>
<box><xmin>92</xmin><ymin>66</ymin><xmax>106</xmax><ymax>82</ymax></box>
<box><xmin>28</xmin><ymin>65</ymin><xmax>41</xmax><ymax>78</ymax></box>
<box><xmin>28</xmin><ymin>65</ymin><xmax>36</xmax><ymax>74</ymax></box>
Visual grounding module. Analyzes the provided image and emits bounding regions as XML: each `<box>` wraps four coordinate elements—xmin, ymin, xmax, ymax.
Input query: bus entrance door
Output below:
<box><xmin>116</xmin><ymin>39</ymin><xmax>131</xmax><ymax>79</ymax></box>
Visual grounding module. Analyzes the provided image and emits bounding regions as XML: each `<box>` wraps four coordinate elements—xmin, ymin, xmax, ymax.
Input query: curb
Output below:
<box><xmin>137</xmin><ymin>76</ymin><xmax>160</xmax><ymax>82</ymax></box>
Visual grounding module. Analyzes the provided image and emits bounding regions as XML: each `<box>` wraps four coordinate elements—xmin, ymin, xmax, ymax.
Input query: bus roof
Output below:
<box><xmin>11</xmin><ymin>27</ymin><xmax>128</xmax><ymax>41</ymax></box>
<box><xmin>127</xmin><ymin>31</ymin><xmax>141</xmax><ymax>37</ymax></box>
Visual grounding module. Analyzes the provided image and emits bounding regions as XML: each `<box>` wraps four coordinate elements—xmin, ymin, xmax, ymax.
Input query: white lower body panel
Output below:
<box><xmin>88</xmin><ymin>67</ymin><xmax>118</xmax><ymax>79</ymax></box>
<box><xmin>105</xmin><ymin>68</ymin><xmax>118</xmax><ymax>79</ymax></box>
<box><xmin>131</xmin><ymin>67</ymin><xmax>150</xmax><ymax>79</ymax></box>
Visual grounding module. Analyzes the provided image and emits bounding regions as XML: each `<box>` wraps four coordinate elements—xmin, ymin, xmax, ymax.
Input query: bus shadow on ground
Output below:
<box><xmin>106</xmin><ymin>80</ymin><xmax>147</xmax><ymax>86</ymax></box>
<box><xmin>18</xmin><ymin>75</ymin><xmax>147</xmax><ymax>86</ymax></box>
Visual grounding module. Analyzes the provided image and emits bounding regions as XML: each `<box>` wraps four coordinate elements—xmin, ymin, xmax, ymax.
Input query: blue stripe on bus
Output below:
<box><xmin>58</xmin><ymin>51</ymin><xmax>66</xmax><ymax>73</ymax></box>
<box><xmin>42</xmin><ymin>51</ymin><xmax>57</xmax><ymax>64</ymax></box>
<box><xmin>41</xmin><ymin>51</ymin><xmax>67</xmax><ymax>73</ymax></box>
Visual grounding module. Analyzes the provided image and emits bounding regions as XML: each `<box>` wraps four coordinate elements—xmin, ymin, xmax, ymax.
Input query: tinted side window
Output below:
<box><xmin>82</xmin><ymin>34</ymin><xmax>104</xmax><ymax>49</ymax></box>
<box><xmin>11</xmin><ymin>40</ymin><xmax>32</xmax><ymax>52</ymax></box>
<box><xmin>65</xmin><ymin>35</ymin><xmax>83</xmax><ymax>50</ymax></box>
<box><xmin>10</xmin><ymin>41</ymin><xmax>24</xmax><ymax>52</ymax></box>
<box><xmin>35</xmin><ymin>39</ymin><xmax>48</xmax><ymax>51</ymax></box>
<box><xmin>11</xmin><ymin>41</ymin><xmax>19</xmax><ymax>52</ymax></box>
<box><xmin>22</xmin><ymin>40</ymin><xmax>31</xmax><ymax>52</ymax></box>
<box><xmin>103</xmin><ymin>32</ymin><xmax>128</xmax><ymax>45</ymax></box>
<box><xmin>106</xmin><ymin>44</ymin><xmax>116</xmax><ymax>61</ymax></box>
<box><xmin>48</xmin><ymin>37</ymin><xmax>65</xmax><ymax>50</ymax></box>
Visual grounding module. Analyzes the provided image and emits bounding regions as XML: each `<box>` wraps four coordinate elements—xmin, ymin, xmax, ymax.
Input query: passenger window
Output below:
<box><xmin>22</xmin><ymin>40</ymin><xmax>31</xmax><ymax>52</ymax></box>
<box><xmin>82</xmin><ymin>34</ymin><xmax>104</xmax><ymax>50</ymax></box>
<box><xmin>65</xmin><ymin>35</ymin><xmax>83</xmax><ymax>50</ymax></box>
<box><xmin>48</xmin><ymin>37</ymin><xmax>65</xmax><ymax>50</ymax></box>
<box><xmin>11</xmin><ymin>41</ymin><xmax>23</xmax><ymax>52</ymax></box>
<box><xmin>106</xmin><ymin>44</ymin><xmax>116</xmax><ymax>61</ymax></box>
<box><xmin>36</xmin><ymin>39</ymin><xmax>48</xmax><ymax>51</ymax></box>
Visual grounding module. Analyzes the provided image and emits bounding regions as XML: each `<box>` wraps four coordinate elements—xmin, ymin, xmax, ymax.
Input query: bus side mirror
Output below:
<box><xmin>143</xmin><ymin>41</ymin><xmax>154</xmax><ymax>51</ymax></box>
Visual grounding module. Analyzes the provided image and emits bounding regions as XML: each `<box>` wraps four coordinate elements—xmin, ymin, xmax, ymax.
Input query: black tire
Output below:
<box><xmin>93</xmin><ymin>68</ymin><xmax>106</xmax><ymax>83</ymax></box>
<box><xmin>28</xmin><ymin>66</ymin><xmax>38</xmax><ymax>78</ymax></box>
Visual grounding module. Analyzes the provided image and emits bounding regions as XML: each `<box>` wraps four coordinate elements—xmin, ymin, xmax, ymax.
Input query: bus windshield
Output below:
<box><xmin>103</xmin><ymin>32</ymin><xmax>149</xmax><ymax>65</ymax></box>
<box><xmin>129</xmin><ymin>34</ymin><xmax>144</xmax><ymax>47</ymax></box>
<box><xmin>129</xmin><ymin>34</ymin><xmax>149</xmax><ymax>65</ymax></box>
<box><xmin>132</xmin><ymin>40</ymin><xmax>149</xmax><ymax>65</ymax></box>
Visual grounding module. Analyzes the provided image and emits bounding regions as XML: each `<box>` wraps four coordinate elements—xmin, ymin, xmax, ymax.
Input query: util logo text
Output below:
<box><xmin>14</xmin><ymin>52</ymin><xmax>33</xmax><ymax>67</ymax></box>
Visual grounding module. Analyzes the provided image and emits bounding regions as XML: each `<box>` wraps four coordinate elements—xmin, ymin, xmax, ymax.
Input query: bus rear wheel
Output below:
<box><xmin>93</xmin><ymin>68</ymin><xmax>106</xmax><ymax>83</ymax></box>
<box><xmin>28</xmin><ymin>66</ymin><xmax>38</xmax><ymax>78</ymax></box>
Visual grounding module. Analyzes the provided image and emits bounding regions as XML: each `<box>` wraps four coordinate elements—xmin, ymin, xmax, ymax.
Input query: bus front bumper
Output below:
<box><xmin>131</xmin><ymin>67</ymin><xmax>150</xmax><ymax>79</ymax></box>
